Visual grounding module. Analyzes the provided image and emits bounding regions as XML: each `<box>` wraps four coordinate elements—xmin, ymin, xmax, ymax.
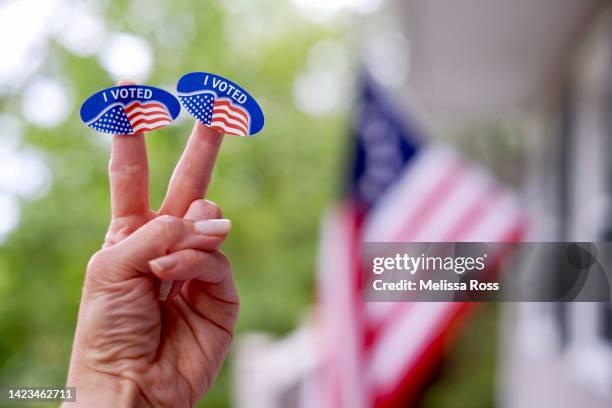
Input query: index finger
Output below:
<box><xmin>108</xmin><ymin>80</ymin><xmax>150</xmax><ymax>218</ymax></box>
<box><xmin>158</xmin><ymin>121</ymin><xmax>223</xmax><ymax>216</ymax></box>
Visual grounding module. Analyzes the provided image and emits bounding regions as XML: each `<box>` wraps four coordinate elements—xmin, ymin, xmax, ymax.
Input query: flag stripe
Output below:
<box><xmin>391</xmin><ymin>161</ymin><xmax>465</xmax><ymax>242</ymax></box>
<box><xmin>213</xmin><ymin>103</ymin><xmax>250</xmax><ymax>124</ymax></box>
<box><xmin>210</xmin><ymin>124</ymin><xmax>245</xmax><ymax>136</ymax></box>
<box><xmin>442</xmin><ymin>184</ymin><xmax>501</xmax><ymax>240</ymax></box>
<box><xmin>214</xmin><ymin>99</ymin><xmax>250</xmax><ymax>122</ymax></box>
<box><xmin>210</xmin><ymin>119</ymin><xmax>248</xmax><ymax>136</ymax></box>
<box><xmin>210</xmin><ymin>111</ymin><xmax>249</xmax><ymax>133</ymax></box>
<box><xmin>210</xmin><ymin>118</ymin><xmax>248</xmax><ymax>135</ymax></box>
<box><xmin>363</xmin><ymin>147</ymin><xmax>460</xmax><ymax>241</ymax></box>
<box><xmin>128</xmin><ymin>112</ymin><xmax>170</xmax><ymax>125</ymax></box>
<box><xmin>212</xmin><ymin>105</ymin><xmax>249</xmax><ymax>127</ymax></box>
<box><xmin>125</xmin><ymin>101</ymin><xmax>167</xmax><ymax>112</ymax></box>
<box><xmin>132</xmin><ymin>120</ymin><xmax>172</xmax><ymax>133</ymax></box>
<box><xmin>126</xmin><ymin>107</ymin><xmax>169</xmax><ymax>119</ymax></box>
<box><xmin>462</xmin><ymin>191</ymin><xmax>524</xmax><ymax>241</ymax></box>
<box><xmin>123</xmin><ymin>101</ymin><xmax>171</xmax><ymax>134</ymax></box>
<box><xmin>410</xmin><ymin>170</ymin><xmax>494</xmax><ymax>242</ymax></box>
<box><xmin>130</xmin><ymin>117</ymin><xmax>171</xmax><ymax>128</ymax></box>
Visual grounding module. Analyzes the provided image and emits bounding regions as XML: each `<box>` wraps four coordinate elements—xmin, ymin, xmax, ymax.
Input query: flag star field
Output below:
<box><xmin>88</xmin><ymin>105</ymin><xmax>133</xmax><ymax>134</ymax></box>
<box><xmin>180</xmin><ymin>93</ymin><xmax>215</xmax><ymax>124</ymax></box>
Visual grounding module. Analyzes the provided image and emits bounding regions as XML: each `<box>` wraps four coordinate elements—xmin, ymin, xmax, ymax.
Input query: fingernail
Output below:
<box><xmin>193</xmin><ymin>219</ymin><xmax>231</xmax><ymax>236</ymax></box>
<box><xmin>149</xmin><ymin>254</ymin><xmax>178</xmax><ymax>274</ymax></box>
<box><xmin>158</xmin><ymin>281</ymin><xmax>173</xmax><ymax>301</ymax></box>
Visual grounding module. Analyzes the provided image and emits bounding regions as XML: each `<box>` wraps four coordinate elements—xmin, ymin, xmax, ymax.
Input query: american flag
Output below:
<box><xmin>124</xmin><ymin>101</ymin><xmax>172</xmax><ymax>133</ymax></box>
<box><xmin>87</xmin><ymin>101</ymin><xmax>172</xmax><ymax>134</ymax></box>
<box><xmin>179</xmin><ymin>92</ymin><xmax>251</xmax><ymax>136</ymax></box>
<box><xmin>313</xmin><ymin>75</ymin><xmax>525</xmax><ymax>407</ymax></box>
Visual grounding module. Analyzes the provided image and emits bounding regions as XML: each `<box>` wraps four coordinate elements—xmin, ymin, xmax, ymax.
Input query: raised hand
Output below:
<box><xmin>65</xmin><ymin>81</ymin><xmax>237</xmax><ymax>408</ymax></box>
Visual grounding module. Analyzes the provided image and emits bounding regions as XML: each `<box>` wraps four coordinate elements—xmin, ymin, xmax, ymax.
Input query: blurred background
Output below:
<box><xmin>0</xmin><ymin>0</ymin><xmax>610</xmax><ymax>407</ymax></box>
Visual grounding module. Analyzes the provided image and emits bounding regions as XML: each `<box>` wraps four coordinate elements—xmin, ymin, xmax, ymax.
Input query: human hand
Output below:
<box><xmin>65</xmin><ymin>81</ymin><xmax>238</xmax><ymax>407</ymax></box>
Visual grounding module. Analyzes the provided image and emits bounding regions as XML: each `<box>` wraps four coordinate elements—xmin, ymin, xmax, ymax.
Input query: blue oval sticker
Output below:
<box><xmin>80</xmin><ymin>85</ymin><xmax>180</xmax><ymax>135</ymax></box>
<box><xmin>177</xmin><ymin>72</ymin><xmax>264</xmax><ymax>136</ymax></box>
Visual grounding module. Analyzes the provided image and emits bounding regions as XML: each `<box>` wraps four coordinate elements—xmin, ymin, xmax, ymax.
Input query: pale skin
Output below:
<box><xmin>64</xmin><ymin>81</ymin><xmax>238</xmax><ymax>407</ymax></box>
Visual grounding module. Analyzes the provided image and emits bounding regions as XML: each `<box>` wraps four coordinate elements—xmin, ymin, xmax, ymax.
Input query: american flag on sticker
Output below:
<box><xmin>80</xmin><ymin>85</ymin><xmax>180</xmax><ymax>135</ymax></box>
<box><xmin>124</xmin><ymin>101</ymin><xmax>173</xmax><ymax>133</ymax></box>
<box><xmin>176</xmin><ymin>72</ymin><xmax>265</xmax><ymax>136</ymax></box>
<box><xmin>86</xmin><ymin>101</ymin><xmax>172</xmax><ymax>134</ymax></box>
<box><xmin>179</xmin><ymin>92</ymin><xmax>251</xmax><ymax>136</ymax></box>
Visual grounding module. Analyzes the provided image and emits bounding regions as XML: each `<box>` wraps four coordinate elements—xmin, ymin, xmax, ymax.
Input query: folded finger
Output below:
<box><xmin>151</xmin><ymin>250</ymin><xmax>239</xmax><ymax>320</ymax></box>
<box><xmin>159</xmin><ymin>198</ymin><xmax>224</xmax><ymax>298</ymax></box>
<box><xmin>182</xmin><ymin>252</ymin><xmax>239</xmax><ymax>325</ymax></box>
<box><xmin>103</xmin><ymin>216</ymin><xmax>231</xmax><ymax>276</ymax></box>
<box><xmin>149</xmin><ymin>249</ymin><xmax>230</xmax><ymax>300</ymax></box>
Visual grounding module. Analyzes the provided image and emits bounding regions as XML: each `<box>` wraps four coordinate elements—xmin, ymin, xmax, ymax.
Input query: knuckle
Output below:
<box><xmin>187</xmin><ymin>199</ymin><xmax>208</xmax><ymax>216</ymax></box>
<box><xmin>215</xmin><ymin>251</ymin><xmax>231</xmax><ymax>270</ymax></box>
<box><xmin>186</xmin><ymin>248</ymin><xmax>205</xmax><ymax>263</ymax></box>
<box><xmin>188</xmin><ymin>199</ymin><xmax>223</xmax><ymax>219</ymax></box>
<box><xmin>85</xmin><ymin>248</ymin><xmax>130</xmax><ymax>288</ymax></box>
<box><xmin>156</xmin><ymin>214</ymin><xmax>181</xmax><ymax>227</ymax></box>
<box><xmin>156</xmin><ymin>214</ymin><xmax>177</xmax><ymax>224</ymax></box>
<box><xmin>86</xmin><ymin>249</ymin><xmax>112</xmax><ymax>273</ymax></box>
<box><xmin>204</xmin><ymin>199</ymin><xmax>223</xmax><ymax>218</ymax></box>
<box><xmin>151</xmin><ymin>215</ymin><xmax>184</xmax><ymax>239</ymax></box>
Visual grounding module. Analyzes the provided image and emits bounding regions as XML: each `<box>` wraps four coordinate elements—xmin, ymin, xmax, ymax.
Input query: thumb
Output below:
<box><xmin>88</xmin><ymin>215</ymin><xmax>231</xmax><ymax>281</ymax></box>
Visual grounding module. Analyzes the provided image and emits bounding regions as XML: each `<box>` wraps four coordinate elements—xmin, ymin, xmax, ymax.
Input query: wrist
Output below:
<box><xmin>64</xmin><ymin>366</ymin><xmax>150</xmax><ymax>408</ymax></box>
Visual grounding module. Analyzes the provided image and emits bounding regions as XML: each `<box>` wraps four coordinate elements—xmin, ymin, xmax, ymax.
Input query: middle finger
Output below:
<box><xmin>158</xmin><ymin>122</ymin><xmax>223</xmax><ymax>216</ymax></box>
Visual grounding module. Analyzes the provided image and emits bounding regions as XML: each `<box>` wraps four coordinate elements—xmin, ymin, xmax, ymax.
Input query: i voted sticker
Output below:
<box><xmin>177</xmin><ymin>72</ymin><xmax>264</xmax><ymax>136</ymax></box>
<box><xmin>80</xmin><ymin>85</ymin><xmax>180</xmax><ymax>135</ymax></box>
